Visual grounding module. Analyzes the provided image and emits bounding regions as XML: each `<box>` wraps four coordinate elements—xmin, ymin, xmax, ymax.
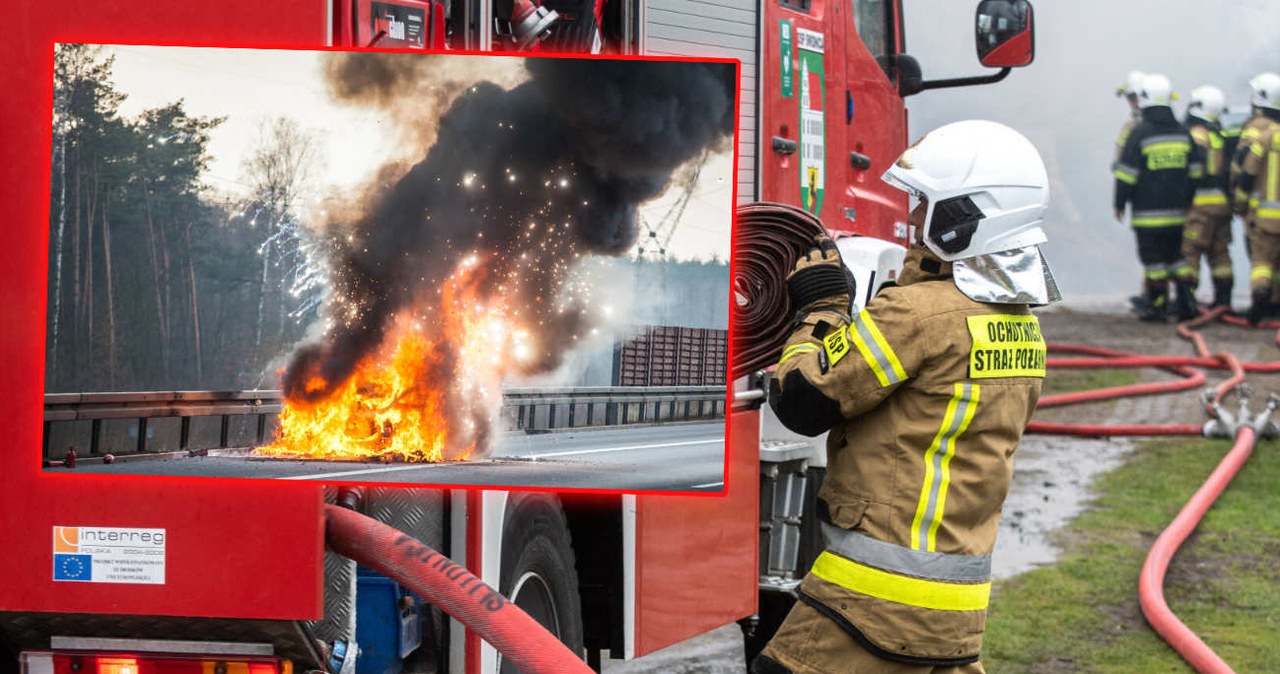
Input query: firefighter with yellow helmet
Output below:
<box><xmin>751</xmin><ymin>120</ymin><xmax>1058</xmax><ymax>674</ymax></box>
<box><xmin>1182</xmin><ymin>85</ymin><xmax>1235</xmax><ymax>310</ymax></box>
<box><xmin>1113</xmin><ymin>73</ymin><xmax>1200</xmax><ymax>322</ymax></box>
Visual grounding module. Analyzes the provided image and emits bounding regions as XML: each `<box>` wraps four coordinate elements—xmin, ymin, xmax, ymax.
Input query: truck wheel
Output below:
<box><xmin>498</xmin><ymin>493</ymin><xmax>585</xmax><ymax>674</ymax></box>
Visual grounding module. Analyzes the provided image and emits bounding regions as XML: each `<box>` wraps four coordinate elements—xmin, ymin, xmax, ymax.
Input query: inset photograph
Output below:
<box><xmin>42</xmin><ymin>45</ymin><xmax>737</xmax><ymax>491</ymax></box>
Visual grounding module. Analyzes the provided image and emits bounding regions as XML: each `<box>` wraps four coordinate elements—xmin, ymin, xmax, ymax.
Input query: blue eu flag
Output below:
<box><xmin>53</xmin><ymin>554</ymin><xmax>92</xmax><ymax>581</ymax></box>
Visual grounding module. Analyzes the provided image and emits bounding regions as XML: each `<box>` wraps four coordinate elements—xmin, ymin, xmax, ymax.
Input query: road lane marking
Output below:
<box><xmin>691</xmin><ymin>481</ymin><xmax>724</xmax><ymax>489</ymax></box>
<box><xmin>517</xmin><ymin>438</ymin><xmax>722</xmax><ymax>459</ymax></box>
<box><xmin>279</xmin><ymin>465</ymin><xmax>432</xmax><ymax>480</ymax></box>
<box><xmin>276</xmin><ymin>438</ymin><xmax>724</xmax><ymax>480</ymax></box>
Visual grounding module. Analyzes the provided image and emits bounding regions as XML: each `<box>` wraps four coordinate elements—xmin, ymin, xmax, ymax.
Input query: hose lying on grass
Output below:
<box><xmin>1139</xmin><ymin>426</ymin><xmax>1256</xmax><ymax>674</ymax></box>
<box><xmin>1035</xmin><ymin>306</ymin><xmax>1276</xmax><ymax>673</ymax></box>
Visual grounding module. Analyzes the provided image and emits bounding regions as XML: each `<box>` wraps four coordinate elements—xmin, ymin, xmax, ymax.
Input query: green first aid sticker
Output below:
<box><xmin>967</xmin><ymin>315</ymin><xmax>1046</xmax><ymax>379</ymax></box>
<box><xmin>780</xmin><ymin>20</ymin><xmax>793</xmax><ymax>99</ymax></box>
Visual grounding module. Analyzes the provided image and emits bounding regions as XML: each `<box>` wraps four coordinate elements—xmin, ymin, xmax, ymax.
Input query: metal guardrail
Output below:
<box><xmin>503</xmin><ymin>385</ymin><xmax>725</xmax><ymax>431</ymax></box>
<box><xmin>42</xmin><ymin>386</ymin><xmax>727</xmax><ymax>459</ymax></box>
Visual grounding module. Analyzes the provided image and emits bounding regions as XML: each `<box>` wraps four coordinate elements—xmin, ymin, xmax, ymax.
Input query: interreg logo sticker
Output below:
<box><xmin>52</xmin><ymin>526</ymin><xmax>167</xmax><ymax>585</ymax></box>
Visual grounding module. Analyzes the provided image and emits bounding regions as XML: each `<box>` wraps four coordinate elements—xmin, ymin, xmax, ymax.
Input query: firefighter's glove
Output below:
<box><xmin>787</xmin><ymin>236</ymin><xmax>855</xmax><ymax>313</ymax></box>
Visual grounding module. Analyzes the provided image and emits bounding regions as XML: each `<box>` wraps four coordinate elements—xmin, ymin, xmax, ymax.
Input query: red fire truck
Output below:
<box><xmin>0</xmin><ymin>1</ymin><xmax>1034</xmax><ymax>672</ymax></box>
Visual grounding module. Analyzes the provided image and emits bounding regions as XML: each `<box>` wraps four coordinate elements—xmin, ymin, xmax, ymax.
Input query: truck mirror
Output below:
<box><xmin>895</xmin><ymin>55</ymin><xmax>923</xmax><ymax>97</ymax></box>
<box><xmin>975</xmin><ymin>0</ymin><xmax>1034</xmax><ymax>68</ymax></box>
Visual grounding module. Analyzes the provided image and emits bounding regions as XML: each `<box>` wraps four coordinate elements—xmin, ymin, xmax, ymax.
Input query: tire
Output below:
<box><xmin>497</xmin><ymin>493</ymin><xmax>585</xmax><ymax>674</ymax></box>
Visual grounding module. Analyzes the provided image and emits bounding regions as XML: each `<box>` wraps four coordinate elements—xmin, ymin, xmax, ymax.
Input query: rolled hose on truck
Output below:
<box><xmin>730</xmin><ymin>202</ymin><xmax>827</xmax><ymax>381</ymax></box>
<box><xmin>728</xmin><ymin>203</ymin><xmax>1273</xmax><ymax>673</ymax></box>
<box><xmin>323</xmin><ymin>504</ymin><xmax>594</xmax><ymax>674</ymax></box>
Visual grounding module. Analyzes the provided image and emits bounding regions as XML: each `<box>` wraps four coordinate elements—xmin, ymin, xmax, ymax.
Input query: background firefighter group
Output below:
<box><xmin>1113</xmin><ymin>71</ymin><xmax>1280</xmax><ymax>324</ymax></box>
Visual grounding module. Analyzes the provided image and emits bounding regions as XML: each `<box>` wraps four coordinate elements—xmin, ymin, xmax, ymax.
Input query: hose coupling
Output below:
<box><xmin>1237</xmin><ymin>389</ymin><xmax>1254</xmax><ymax>425</ymax></box>
<box><xmin>1202</xmin><ymin>417</ymin><xmax>1235</xmax><ymax>439</ymax></box>
<box><xmin>1203</xmin><ymin>398</ymin><xmax>1237</xmax><ymax>437</ymax></box>
<box><xmin>1252</xmin><ymin>393</ymin><xmax>1280</xmax><ymax>439</ymax></box>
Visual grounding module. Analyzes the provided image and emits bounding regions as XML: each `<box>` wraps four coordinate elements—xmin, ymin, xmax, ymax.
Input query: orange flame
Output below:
<box><xmin>256</xmin><ymin>261</ymin><xmax>524</xmax><ymax>463</ymax></box>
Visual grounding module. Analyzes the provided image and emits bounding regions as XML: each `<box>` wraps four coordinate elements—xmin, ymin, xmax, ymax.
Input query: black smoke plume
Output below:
<box><xmin>282</xmin><ymin>55</ymin><xmax>735</xmax><ymax>452</ymax></box>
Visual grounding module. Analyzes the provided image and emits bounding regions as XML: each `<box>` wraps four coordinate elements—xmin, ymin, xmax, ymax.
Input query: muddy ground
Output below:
<box><xmin>602</xmin><ymin>308</ymin><xmax>1280</xmax><ymax>673</ymax></box>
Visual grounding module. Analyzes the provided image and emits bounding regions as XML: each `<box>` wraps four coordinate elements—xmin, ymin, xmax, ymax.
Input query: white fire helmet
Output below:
<box><xmin>1249</xmin><ymin>72</ymin><xmax>1280</xmax><ymax>110</ymax></box>
<box><xmin>1138</xmin><ymin>73</ymin><xmax>1175</xmax><ymax>108</ymax></box>
<box><xmin>1117</xmin><ymin>69</ymin><xmax>1145</xmax><ymax>97</ymax></box>
<box><xmin>882</xmin><ymin>120</ymin><xmax>1060</xmax><ymax>304</ymax></box>
<box><xmin>882</xmin><ymin>120</ymin><xmax>1048</xmax><ymax>261</ymax></box>
<box><xmin>1188</xmin><ymin>85</ymin><xmax>1226</xmax><ymax>122</ymax></box>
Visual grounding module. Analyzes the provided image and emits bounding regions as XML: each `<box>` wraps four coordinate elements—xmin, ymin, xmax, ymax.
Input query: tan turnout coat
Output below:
<box><xmin>763</xmin><ymin>245</ymin><xmax>1044</xmax><ymax>669</ymax></box>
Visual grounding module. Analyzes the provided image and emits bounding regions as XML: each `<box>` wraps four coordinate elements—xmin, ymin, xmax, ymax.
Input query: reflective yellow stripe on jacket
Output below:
<box><xmin>1193</xmin><ymin>189</ymin><xmax>1228</xmax><ymax>206</ymax></box>
<box><xmin>811</xmin><ymin>551</ymin><xmax>991</xmax><ymax>612</ymax></box>
<box><xmin>848</xmin><ymin>310</ymin><xmax>907</xmax><ymax>387</ymax></box>
<box><xmin>778</xmin><ymin>342</ymin><xmax>819</xmax><ymax>366</ymax></box>
<box><xmin>911</xmin><ymin>383</ymin><xmax>981</xmax><ymax>552</ymax></box>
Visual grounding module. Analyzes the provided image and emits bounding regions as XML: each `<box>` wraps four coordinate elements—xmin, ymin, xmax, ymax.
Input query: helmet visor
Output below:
<box><xmin>882</xmin><ymin>170</ymin><xmax>924</xmax><ymax>198</ymax></box>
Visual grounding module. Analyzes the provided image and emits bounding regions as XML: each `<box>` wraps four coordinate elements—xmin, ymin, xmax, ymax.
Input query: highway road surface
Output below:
<box><xmin>56</xmin><ymin>421</ymin><xmax>727</xmax><ymax>492</ymax></box>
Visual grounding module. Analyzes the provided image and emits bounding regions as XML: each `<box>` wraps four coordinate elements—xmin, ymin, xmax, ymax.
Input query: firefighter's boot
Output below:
<box><xmin>1138</xmin><ymin>281</ymin><xmax>1169</xmax><ymax>323</ymax></box>
<box><xmin>1173</xmin><ymin>280</ymin><xmax>1200</xmax><ymax>322</ymax></box>
<box><xmin>1129</xmin><ymin>294</ymin><xmax>1149</xmax><ymax>316</ymax></box>
<box><xmin>1212</xmin><ymin>278</ymin><xmax>1234</xmax><ymax>311</ymax></box>
<box><xmin>1247</xmin><ymin>287</ymin><xmax>1271</xmax><ymax>326</ymax></box>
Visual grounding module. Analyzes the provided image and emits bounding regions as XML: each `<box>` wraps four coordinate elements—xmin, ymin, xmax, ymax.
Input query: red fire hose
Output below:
<box><xmin>1139</xmin><ymin>426</ymin><xmax>1257</xmax><ymax>674</ymax></box>
<box><xmin>1029</xmin><ymin>308</ymin><xmax>1254</xmax><ymax>437</ymax></box>
<box><xmin>1031</xmin><ymin>307</ymin><xmax>1278</xmax><ymax>673</ymax></box>
<box><xmin>323</xmin><ymin>504</ymin><xmax>594</xmax><ymax>674</ymax></box>
<box><xmin>730</xmin><ymin>203</ymin><xmax>829</xmax><ymax>380</ymax></box>
<box><xmin>1027</xmin><ymin>342</ymin><xmax>1208</xmax><ymax>436</ymax></box>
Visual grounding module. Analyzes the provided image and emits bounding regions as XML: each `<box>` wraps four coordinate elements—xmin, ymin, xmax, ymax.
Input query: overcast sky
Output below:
<box><xmin>903</xmin><ymin>0</ymin><xmax>1280</xmax><ymax>302</ymax></box>
<box><xmin>104</xmin><ymin>46</ymin><xmax>733</xmax><ymax>262</ymax></box>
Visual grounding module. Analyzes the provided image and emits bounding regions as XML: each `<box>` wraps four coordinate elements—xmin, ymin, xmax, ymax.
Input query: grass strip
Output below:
<box><xmin>984</xmin><ymin>437</ymin><xmax>1280</xmax><ymax>673</ymax></box>
<box><xmin>1041</xmin><ymin>368</ymin><xmax>1140</xmax><ymax>397</ymax></box>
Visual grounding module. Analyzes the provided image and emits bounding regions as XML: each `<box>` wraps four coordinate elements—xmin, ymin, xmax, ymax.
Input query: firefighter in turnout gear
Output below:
<box><xmin>1115</xmin><ymin>70</ymin><xmax>1145</xmax><ymax>162</ymax></box>
<box><xmin>1113</xmin><ymin>73</ymin><xmax>1201</xmax><ymax>322</ymax></box>
<box><xmin>1232</xmin><ymin>73</ymin><xmax>1280</xmax><ymax>321</ymax></box>
<box><xmin>751</xmin><ymin>121</ymin><xmax>1059</xmax><ymax>674</ymax></box>
<box><xmin>1182</xmin><ymin>85</ymin><xmax>1235</xmax><ymax>310</ymax></box>
<box><xmin>1236</xmin><ymin>120</ymin><xmax>1280</xmax><ymax>324</ymax></box>
<box><xmin>1230</xmin><ymin>73</ymin><xmax>1280</xmax><ymax>194</ymax></box>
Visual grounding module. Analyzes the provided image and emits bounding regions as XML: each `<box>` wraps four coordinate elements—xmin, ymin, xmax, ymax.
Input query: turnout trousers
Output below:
<box><xmin>1247</xmin><ymin>218</ymin><xmax>1280</xmax><ymax>293</ymax></box>
<box><xmin>1182</xmin><ymin>204</ymin><xmax>1233</xmax><ymax>286</ymax></box>
<box><xmin>1135</xmin><ymin>225</ymin><xmax>1191</xmax><ymax>284</ymax></box>
<box><xmin>753</xmin><ymin>600</ymin><xmax>985</xmax><ymax>674</ymax></box>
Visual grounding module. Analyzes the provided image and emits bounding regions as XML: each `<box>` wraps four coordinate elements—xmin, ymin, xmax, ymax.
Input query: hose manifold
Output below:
<box><xmin>1202</xmin><ymin>390</ymin><xmax>1280</xmax><ymax>439</ymax></box>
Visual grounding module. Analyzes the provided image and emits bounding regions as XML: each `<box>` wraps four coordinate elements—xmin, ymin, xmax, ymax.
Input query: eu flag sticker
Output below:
<box><xmin>54</xmin><ymin>554</ymin><xmax>93</xmax><ymax>581</ymax></box>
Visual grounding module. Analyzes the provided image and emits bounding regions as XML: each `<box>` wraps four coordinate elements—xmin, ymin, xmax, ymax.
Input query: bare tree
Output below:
<box><xmin>241</xmin><ymin>116</ymin><xmax>318</xmax><ymax>355</ymax></box>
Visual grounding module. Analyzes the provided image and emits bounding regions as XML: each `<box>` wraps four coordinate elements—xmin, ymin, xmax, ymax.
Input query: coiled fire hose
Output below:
<box><xmin>731</xmin><ymin>202</ymin><xmax>827</xmax><ymax>380</ymax></box>
<box><xmin>323</xmin><ymin>504</ymin><xmax>593</xmax><ymax>674</ymax></box>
